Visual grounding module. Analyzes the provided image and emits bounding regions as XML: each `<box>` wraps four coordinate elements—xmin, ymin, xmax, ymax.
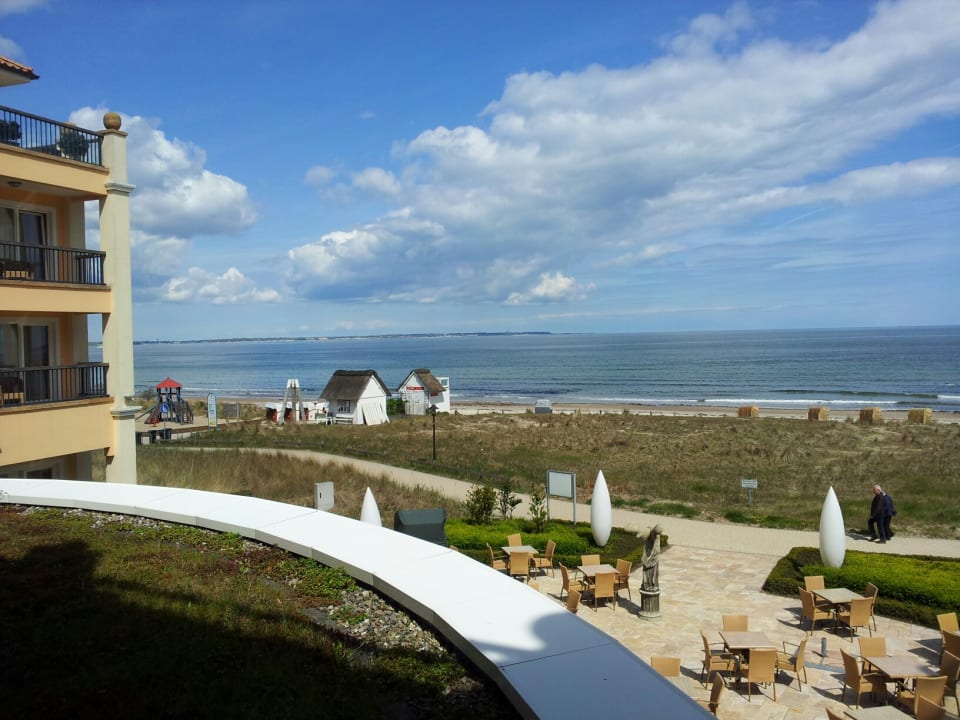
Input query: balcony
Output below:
<box><xmin>1</xmin><ymin>104</ymin><xmax>102</xmax><ymax>166</ymax></box>
<box><xmin>0</xmin><ymin>363</ymin><xmax>109</xmax><ymax>408</ymax></box>
<box><xmin>0</xmin><ymin>242</ymin><xmax>105</xmax><ymax>285</ymax></box>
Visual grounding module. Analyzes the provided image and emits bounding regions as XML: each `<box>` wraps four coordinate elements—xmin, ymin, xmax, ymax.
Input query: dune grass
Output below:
<box><xmin>179</xmin><ymin>411</ymin><xmax>960</xmax><ymax>538</ymax></box>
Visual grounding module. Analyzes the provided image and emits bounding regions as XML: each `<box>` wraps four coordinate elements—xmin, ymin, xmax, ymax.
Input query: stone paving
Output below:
<box><xmin>525</xmin><ymin>546</ymin><xmax>952</xmax><ymax>720</ymax></box>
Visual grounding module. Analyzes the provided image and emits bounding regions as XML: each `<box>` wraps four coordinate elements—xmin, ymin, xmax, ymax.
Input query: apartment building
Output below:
<box><xmin>0</xmin><ymin>55</ymin><xmax>138</xmax><ymax>483</ymax></box>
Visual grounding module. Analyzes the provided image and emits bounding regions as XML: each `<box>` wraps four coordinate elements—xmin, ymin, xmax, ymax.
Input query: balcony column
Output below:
<box><xmin>98</xmin><ymin>112</ymin><xmax>138</xmax><ymax>484</ymax></box>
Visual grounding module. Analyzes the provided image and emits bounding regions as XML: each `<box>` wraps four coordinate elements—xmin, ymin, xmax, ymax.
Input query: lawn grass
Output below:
<box><xmin>178</xmin><ymin>411</ymin><xmax>960</xmax><ymax>538</ymax></box>
<box><xmin>0</xmin><ymin>505</ymin><xmax>519</xmax><ymax>720</ymax></box>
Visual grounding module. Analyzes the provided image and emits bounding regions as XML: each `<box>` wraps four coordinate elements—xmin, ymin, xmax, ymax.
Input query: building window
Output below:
<box><xmin>337</xmin><ymin>399</ymin><xmax>351</xmax><ymax>414</ymax></box>
<box><xmin>0</xmin><ymin>205</ymin><xmax>50</xmax><ymax>280</ymax></box>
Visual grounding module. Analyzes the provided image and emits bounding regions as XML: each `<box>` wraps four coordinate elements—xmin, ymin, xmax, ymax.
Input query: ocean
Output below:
<box><xmin>122</xmin><ymin>326</ymin><xmax>960</xmax><ymax>413</ymax></box>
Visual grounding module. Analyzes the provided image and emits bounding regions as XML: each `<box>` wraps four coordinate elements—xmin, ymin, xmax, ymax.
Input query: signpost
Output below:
<box><xmin>741</xmin><ymin>478</ymin><xmax>758</xmax><ymax>507</ymax></box>
<box><xmin>547</xmin><ymin>470</ymin><xmax>577</xmax><ymax>523</ymax></box>
<box><xmin>207</xmin><ymin>392</ymin><xmax>217</xmax><ymax>430</ymax></box>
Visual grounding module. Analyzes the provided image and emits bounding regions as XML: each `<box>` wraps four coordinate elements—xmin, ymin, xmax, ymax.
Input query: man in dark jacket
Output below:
<box><xmin>868</xmin><ymin>484</ymin><xmax>889</xmax><ymax>543</ymax></box>
<box><xmin>883</xmin><ymin>490</ymin><xmax>896</xmax><ymax>539</ymax></box>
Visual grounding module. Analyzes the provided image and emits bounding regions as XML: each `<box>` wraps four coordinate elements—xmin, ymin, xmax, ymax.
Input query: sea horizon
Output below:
<box><xmin>114</xmin><ymin>325</ymin><xmax>960</xmax><ymax>414</ymax></box>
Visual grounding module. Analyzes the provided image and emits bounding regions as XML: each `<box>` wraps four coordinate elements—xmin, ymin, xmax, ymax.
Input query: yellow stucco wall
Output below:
<box><xmin>0</xmin><ymin>147</ymin><xmax>108</xmax><ymax>200</ymax></box>
<box><xmin>0</xmin><ymin>400</ymin><xmax>113</xmax><ymax>467</ymax></box>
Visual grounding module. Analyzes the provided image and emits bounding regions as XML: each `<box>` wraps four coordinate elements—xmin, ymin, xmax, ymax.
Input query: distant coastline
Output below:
<box><xmin>129</xmin><ymin>331</ymin><xmax>556</xmax><ymax>346</ymax></box>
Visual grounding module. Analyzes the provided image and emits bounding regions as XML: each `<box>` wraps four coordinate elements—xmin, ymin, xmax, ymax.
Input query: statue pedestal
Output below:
<box><xmin>639</xmin><ymin>588</ymin><xmax>661</xmax><ymax>621</ymax></box>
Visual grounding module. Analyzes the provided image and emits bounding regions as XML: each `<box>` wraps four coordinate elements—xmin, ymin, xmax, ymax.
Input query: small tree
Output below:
<box><xmin>464</xmin><ymin>485</ymin><xmax>496</xmax><ymax>525</ymax></box>
<box><xmin>528</xmin><ymin>489</ymin><xmax>548</xmax><ymax>534</ymax></box>
<box><xmin>59</xmin><ymin>127</ymin><xmax>90</xmax><ymax>160</ymax></box>
<box><xmin>0</xmin><ymin>119</ymin><xmax>21</xmax><ymax>145</ymax></box>
<box><xmin>497</xmin><ymin>479</ymin><xmax>522</xmax><ymax>520</ymax></box>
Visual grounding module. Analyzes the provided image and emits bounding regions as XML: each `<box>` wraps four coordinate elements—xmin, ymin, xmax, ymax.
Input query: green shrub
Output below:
<box><xmin>464</xmin><ymin>485</ymin><xmax>496</xmax><ymax>525</ymax></box>
<box><xmin>762</xmin><ymin>546</ymin><xmax>960</xmax><ymax>628</ymax></box>
<box><xmin>527</xmin><ymin>489</ymin><xmax>548</xmax><ymax>533</ymax></box>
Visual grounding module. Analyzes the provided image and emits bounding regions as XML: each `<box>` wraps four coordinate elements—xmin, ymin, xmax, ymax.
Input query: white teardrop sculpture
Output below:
<box><xmin>591</xmin><ymin>469</ymin><xmax>612</xmax><ymax>547</ymax></box>
<box><xmin>819</xmin><ymin>485</ymin><xmax>845</xmax><ymax>568</ymax></box>
<box><xmin>360</xmin><ymin>487</ymin><xmax>382</xmax><ymax>526</ymax></box>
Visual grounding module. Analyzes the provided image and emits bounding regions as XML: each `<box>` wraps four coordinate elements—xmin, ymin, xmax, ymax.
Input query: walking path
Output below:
<box><xmin>268</xmin><ymin>449</ymin><xmax>960</xmax><ymax>559</ymax></box>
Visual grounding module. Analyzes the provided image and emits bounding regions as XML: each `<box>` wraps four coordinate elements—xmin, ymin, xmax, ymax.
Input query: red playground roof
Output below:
<box><xmin>156</xmin><ymin>377</ymin><xmax>182</xmax><ymax>389</ymax></box>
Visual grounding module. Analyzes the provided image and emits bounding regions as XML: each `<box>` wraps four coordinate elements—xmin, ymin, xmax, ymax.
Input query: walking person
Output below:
<box><xmin>868</xmin><ymin>484</ymin><xmax>889</xmax><ymax>543</ymax></box>
<box><xmin>883</xmin><ymin>489</ymin><xmax>897</xmax><ymax>539</ymax></box>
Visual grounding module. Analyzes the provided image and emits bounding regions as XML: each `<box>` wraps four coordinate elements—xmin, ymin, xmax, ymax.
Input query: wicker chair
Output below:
<box><xmin>858</xmin><ymin>635</ymin><xmax>886</xmax><ymax>673</ymax></box>
<box><xmin>722</xmin><ymin>614</ymin><xmax>748</xmax><ymax>632</ymax></box>
<box><xmin>738</xmin><ymin>647</ymin><xmax>777</xmax><ymax>701</ymax></box>
<box><xmin>506</xmin><ymin>533</ymin><xmax>522</xmax><ymax>547</ymax></box>
<box><xmin>840</xmin><ymin>648</ymin><xmax>885</xmax><ymax>708</ymax></box>
<box><xmin>589</xmin><ymin>571</ymin><xmax>616</xmax><ymax>611</ymax></box>
<box><xmin>896</xmin><ymin>676</ymin><xmax>947</xmax><ymax>717</ymax></box>
<box><xmin>559</xmin><ymin>563</ymin><xmax>585</xmax><ymax>601</ymax></box>
<box><xmin>804</xmin><ymin>575</ymin><xmax>825</xmax><ymax>591</ymax></box>
<box><xmin>486</xmin><ymin>543</ymin><xmax>507</xmax><ymax>572</ymax></box>
<box><xmin>799</xmin><ymin>588</ymin><xmax>834</xmax><ymax>633</ymax></box>
<box><xmin>916</xmin><ymin>697</ymin><xmax>947</xmax><ymax>720</ymax></box>
<box><xmin>941</xmin><ymin>650</ymin><xmax>960</xmax><ymax>713</ymax></box>
<box><xmin>509</xmin><ymin>551</ymin><xmax>531</xmax><ymax>582</ymax></box>
<box><xmin>700</xmin><ymin>629</ymin><xmax>736</xmax><ymax>686</ymax></box>
<box><xmin>837</xmin><ymin>597</ymin><xmax>874</xmax><ymax>639</ymax></box>
<box><xmin>864</xmin><ymin>581</ymin><xmax>879</xmax><ymax>631</ymax></box>
<box><xmin>531</xmin><ymin>539</ymin><xmax>556</xmax><ymax>577</ymax></box>
<box><xmin>614</xmin><ymin>558</ymin><xmax>632</xmax><ymax>602</ymax></box>
<box><xmin>938</xmin><ymin>612</ymin><xmax>959</xmax><ymax>662</ymax></box>
<box><xmin>565</xmin><ymin>588</ymin><xmax>581</xmax><ymax>614</ymax></box>
<box><xmin>650</xmin><ymin>656</ymin><xmax>681</xmax><ymax>677</ymax></box>
<box><xmin>696</xmin><ymin>673</ymin><xmax>725</xmax><ymax>716</ymax></box>
<box><xmin>776</xmin><ymin>636</ymin><xmax>808</xmax><ymax>688</ymax></box>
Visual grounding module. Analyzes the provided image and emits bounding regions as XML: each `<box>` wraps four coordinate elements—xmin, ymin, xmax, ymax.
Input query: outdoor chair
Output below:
<box><xmin>864</xmin><ymin>581</ymin><xmax>879</xmax><ymax>631</ymax></box>
<box><xmin>700</xmin><ymin>629</ymin><xmax>736</xmax><ymax>686</ymax></box>
<box><xmin>696</xmin><ymin>673</ymin><xmax>725</xmax><ymax>716</ymax></box>
<box><xmin>776</xmin><ymin>636</ymin><xmax>808</xmax><ymax>689</ymax></box>
<box><xmin>722</xmin><ymin>614</ymin><xmax>749</xmax><ymax>632</ymax></box>
<box><xmin>531</xmin><ymin>539</ymin><xmax>556</xmax><ymax>577</ymax></box>
<box><xmin>896</xmin><ymin>675</ymin><xmax>947</xmax><ymax>717</ymax></box>
<box><xmin>916</xmin><ymin>697</ymin><xmax>947</xmax><ymax>720</ymax></box>
<box><xmin>614</xmin><ymin>558</ymin><xmax>632</xmax><ymax>602</ymax></box>
<box><xmin>650</xmin><ymin>656</ymin><xmax>681</xmax><ymax>677</ymax></box>
<box><xmin>509</xmin><ymin>551</ymin><xmax>531</xmax><ymax>582</ymax></box>
<box><xmin>506</xmin><ymin>533</ymin><xmax>522</xmax><ymax>547</ymax></box>
<box><xmin>840</xmin><ymin>648</ymin><xmax>885</xmax><ymax>708</ymax></box>
<box><xmin>804</xmin><ymin>575</ymin><xmax>825</xmax><ymax>591</ymax></box>
<box><xmin>559</xmin><ymin>563</ymin><xmax>585</xmax><ymax>601</ymax></box>
<box><xmin>580</xmin><ymin>553</ymin><xmax>600</xmax><ymax>566</ymax></box>
<box><xmin>589</xmin><ymin>570</ymin><xmax>616</xmax><ymax>611</ymax></box>
<box><xmin>737</xmin><ymin>647</ymin><xmax>777</xmax><ymax>701</ymax></box>
<box><xmin>799</xmin><ymin>588</ymin><xmax>834</xmax><ymax>633</ymax></box>
<box><xmin>945</xmin><ymin>630</ymin><xmax>960</xmax><ymax>662</ymax></box>
<box><xmin>858</xmin><ymin>635</ymin><xmax>886</xmax><ymax>673</ymax></box>
<box><xmin>941</xmin><ymin>651</ymin><xmax>960</xmax><ymax>713</ymax></box>
<box><xmin>938</xmin><ymin>612</ymin><xmax>959</xmax><ymax>662</ymax></box>
<box><xmin>566</xmin><ymin>588</ymin><xmax>581</xmax><ymax>614</ymax></box>
<box><xmin>837</xmin><ymin>597</ymin><xmax>874</xmax><ymax>639</ymax></box>
<box><xmin>486</xmin><ymin>543</ymin><xmax>507</xmax><ymax>572</ymax></box>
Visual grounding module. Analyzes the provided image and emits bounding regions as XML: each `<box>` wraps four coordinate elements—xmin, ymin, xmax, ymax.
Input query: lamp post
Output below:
<box><xmin>428</xmin><ymin>404</ymin><xmax>438</xmax><ymax>461</ymax></box>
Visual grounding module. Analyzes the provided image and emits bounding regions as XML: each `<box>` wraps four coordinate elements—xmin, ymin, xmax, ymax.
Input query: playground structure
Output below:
<box><xmin>144</xmin><ymin>377</ymin><xmax>194</xmax><ymax>425</ymax></box>
<box><xmin>265</xmin><ymin>379</ymin><xmax>329</xmax><ymax>424</ymax></box>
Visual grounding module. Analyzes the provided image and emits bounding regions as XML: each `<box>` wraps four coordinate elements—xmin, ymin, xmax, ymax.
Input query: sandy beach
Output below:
<box><xmin>170</xmin><ymin>395</ymin><xmax>957</xmax><ymax>426</ymax></box>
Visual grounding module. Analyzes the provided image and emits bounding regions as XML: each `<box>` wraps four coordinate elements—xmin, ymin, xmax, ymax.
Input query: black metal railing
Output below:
<box><xmin>0</xmin><ymin>363</ymin><xmax>109</xmax><ymax>407</ymax></box>
<box><xmin>0</xmin><ymin>104</ymin><xmax>102</xmax><ymax>166</ymax></box>
<box><xmin>0</xmin><ymin>241</ymin><xmax>105</xmax><ymax>285</ymax></box>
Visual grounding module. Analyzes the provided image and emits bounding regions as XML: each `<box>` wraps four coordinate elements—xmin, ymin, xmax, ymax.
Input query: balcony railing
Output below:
<box><xmin>0</xmin><ymin>104</ymin><xmax>103</xmax><ymax>166</ymax></box>
<box><xmin>0</xmin><ymin>241</ymin><xmax>105</xmax><ymax>285</ymax></box>
<box><xmin>0</xmin><ymin>363</ymin><xmax>109</xmax><ymax>407</ymax></box>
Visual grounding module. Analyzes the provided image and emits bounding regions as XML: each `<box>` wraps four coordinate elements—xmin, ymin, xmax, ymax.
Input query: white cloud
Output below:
<box><xmin>159</xmin><ymin>267</ymin><xmax>279</xmax><ymax>304</ymax></box>
<box><xmin>69</xmin><ymin>107</ymin><xmax>258</xmax><ymax>238</ymax></box>
<box><xmin>305</xmin><ymin>165</ymin><xmax>337</xmax><ymax>186</ymax></box>
<box><xmin>0</xmin><ymin>0</ymin><xmax>45</xmax><ymax>16</ymax></box>
<box><xmin>506</xmin><ymin>272</ymin><xmax>594</xmax><ymax>304</ymax></box>
<box><xmin>352</xmin><ymin>167</ymin><xmax>401</xmax><ymax>196</ymax></box>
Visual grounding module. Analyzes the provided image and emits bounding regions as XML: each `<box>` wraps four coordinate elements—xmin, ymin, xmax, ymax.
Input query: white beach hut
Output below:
<box><xmin>320</xmin><ymin>369</ymin><xmax>392</xmax><ymax>425</ymax></box>
<box><xmin>395</xmin><ymin>368</ymin><xmax>450</xmax><ymax>415</ymax></box>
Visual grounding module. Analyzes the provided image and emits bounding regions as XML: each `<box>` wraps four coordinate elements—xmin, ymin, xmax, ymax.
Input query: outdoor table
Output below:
<box><xmin>844</xmin><ymin>705</ymin><xmax>911</xmax><ymax>720</ymax></box>
<box><xmin>864</xmin><ymin>655</ymin><xmax>939</xmax><ymax>683</ymax></box>
<box><xmin>502</xmin><ymin>545</ymin><xmax>539</xmax><ymax>556</ymax></box>
<box><xmin>813</xmin><ymin>587</ymin><xmax>864</xmax><ymax>606</ymax></box>
<box><xmin>577</xmin><ymin>563</ymin><xmax>617</xmax><ymax>580</ymax></box>
<box><xmin>719</xmin><ymin>631</ymin><xmax>776</xmax><ymax>653</ymax></box>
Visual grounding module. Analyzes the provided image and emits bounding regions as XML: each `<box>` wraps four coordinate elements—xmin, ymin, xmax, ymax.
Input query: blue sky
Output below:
<box><xmin>3</xmin><ymin>0</ymin><xmax>958</xmax><ymax>340</ymax></box>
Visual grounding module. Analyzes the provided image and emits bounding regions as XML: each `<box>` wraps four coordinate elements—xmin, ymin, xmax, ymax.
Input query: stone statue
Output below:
<box><xmin>641</xmin><ymin>524</ymin><xmax>663</xmax><ymax>592</ymax></box>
